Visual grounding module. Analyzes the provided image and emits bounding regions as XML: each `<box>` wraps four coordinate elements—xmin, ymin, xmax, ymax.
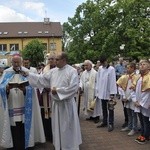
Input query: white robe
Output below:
<box><xmin>132</xmin><ymin>77</ymin><xmax>150</xmax><ymax>117</ymax></box>
<box><xmin>79</xmin><ymin>68</ymin><xmax>101</xmax><ymax>117</ymax></box>
<box><xmin>118</xmin><ymin>79</ymin><xmax>135</xmax><ymax>110</ymax></box>
<box><xmin>96</xmin><ymin>66</ymin><xmax>117</xmax><ymax>100</ymax></box>
<box><xmin>0</xmin><ymin>66</ymin><xmax>45</xmax><ymax>149</ymax></box>
<box><xmin>29</xmin><ymin>67</ymin><xmax>38</xmax><ymax>74</ymax></box>
<box><xmin>28</xmin><ymin>64</ymin><xmax>82</xmax><ymax>150</ymax></box>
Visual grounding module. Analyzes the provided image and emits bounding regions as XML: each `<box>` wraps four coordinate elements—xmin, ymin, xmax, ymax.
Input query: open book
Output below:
<box><xmin>8</xmin><ymin>80</ymin><xmax>29</xmax><ymax>88</ymax></box>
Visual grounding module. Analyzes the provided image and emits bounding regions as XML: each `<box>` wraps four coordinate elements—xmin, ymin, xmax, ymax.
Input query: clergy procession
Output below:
<box><xmin>0</xmin><ymin>52</ymin><xmax>150</xmax><ymax>150</ymax></box>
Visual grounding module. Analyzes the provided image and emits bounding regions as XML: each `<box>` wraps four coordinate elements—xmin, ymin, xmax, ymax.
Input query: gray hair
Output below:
<box><xmin>84</xmin><ymin>60</ymin><xmax>93</xmax><ymax>65</ymax></box>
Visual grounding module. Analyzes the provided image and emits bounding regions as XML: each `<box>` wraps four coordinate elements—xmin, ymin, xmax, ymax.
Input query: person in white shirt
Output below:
<box><xmin>96</xmin><ymin>55</ymin><xmax>117</xmax><ymax>132</ymax></box>
<box><xmin>23</xmin><ymin>58</ymin><xmax>38</xmax><ymax>73</ymax></box>
<box><xmin>21</xmin><ymin>52</ymin><xmax>82</xmax><ymax>150</ymax></box>
<box><xmin>117</xmin><ymin>62</ymin><xmax>138</xmax><ymax>136</ymax></box>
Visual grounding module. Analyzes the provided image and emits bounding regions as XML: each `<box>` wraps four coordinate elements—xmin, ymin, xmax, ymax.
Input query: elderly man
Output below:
<box><xmin>0</xmin><ymin>54</ymin><xmax>45</xmax><ymax>150</ymax></box>
<box><xmin>22</xmin><ymin>52</ymin><xmax>82</xmax><ymax>150</ymax></box>
<box><xmin>79</xmin><ymin>60</ymin><xmax>101</xmax><ymax>123</ymax></box>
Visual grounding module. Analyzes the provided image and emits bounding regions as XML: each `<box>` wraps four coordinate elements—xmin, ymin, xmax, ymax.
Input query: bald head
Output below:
<box><xmin>11</xmin><ymin>55</ymin><xmax>22</xmax><ymax>71</ymax></box>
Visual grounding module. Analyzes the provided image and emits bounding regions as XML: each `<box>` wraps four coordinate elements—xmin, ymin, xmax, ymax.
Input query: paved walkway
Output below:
<box><xmin>1</xmin><ymin>100</ymin><xmax>150</xmax><ymax>150</ymax></box>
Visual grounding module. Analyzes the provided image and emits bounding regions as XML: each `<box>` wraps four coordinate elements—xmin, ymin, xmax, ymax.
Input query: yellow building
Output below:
<box><xmin>0</xmin><ymin>18</ymin><xmax>63</xmax><ymax>66</ymax></box>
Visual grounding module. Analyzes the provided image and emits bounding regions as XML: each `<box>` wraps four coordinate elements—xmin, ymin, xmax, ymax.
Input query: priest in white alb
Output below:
<box><xmin>23</xmin><ymin>52</ymin><xmax>82</xmax><ymax>150</ymax></box>
<box><xmin>79</xmin><ymin>60</ymin><xmax>101</xmax><ymax>123</ymax></box>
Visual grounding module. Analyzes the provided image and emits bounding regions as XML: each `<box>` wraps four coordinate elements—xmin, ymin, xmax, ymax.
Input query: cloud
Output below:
<box><xmin>23</xmin><ymin>2</ymin><xmax>46</xmax><ymax>18</ymax></box>
<box><xmin>0</xmin><ymin>5</ymin><xmax>33</xmax><ymax>22</ymax></box>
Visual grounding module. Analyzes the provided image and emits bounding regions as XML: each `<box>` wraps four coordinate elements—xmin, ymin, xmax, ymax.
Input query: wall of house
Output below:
<box><xmin>0</xmin><ymin>37</ymin><xmax>62</xmax><ymax>66</ymax></box>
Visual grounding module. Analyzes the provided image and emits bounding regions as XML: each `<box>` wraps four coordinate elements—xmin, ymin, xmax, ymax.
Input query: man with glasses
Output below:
<box><xmin>24</xmin><ymin>52</ymin><xmax>82</xmax><ymax>150</ymax></box>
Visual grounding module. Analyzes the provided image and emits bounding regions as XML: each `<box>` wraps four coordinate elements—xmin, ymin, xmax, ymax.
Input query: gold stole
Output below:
<box><xmin>116</xmin><ymin>73</ymin><xmax>137</xmax><ymax>90</ymax></box>
<box><xmin>132</xmin><ymin>71</ymin><xmax>150</xmax><ymax>92</ymax></box>
<box><xmin>141</xmin><ymin>72</ymin><xmax>150</xmax><ymax>92</ymax></box>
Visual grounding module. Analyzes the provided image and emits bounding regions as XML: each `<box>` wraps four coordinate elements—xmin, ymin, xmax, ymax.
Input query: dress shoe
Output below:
<box><xmin>108</xmin><ymin>124</ymin><xmax>114</xmax><ymax>132</ymax></box>
<box><xmin>94</xmin><ymin>118</ymin><xmax>100</xmax><ymax>124</ymax></box>
<box><xmin>97</xmin><ymin>122</ymin><xmax>107</xmax><ymax>128</ymax></box>
<box><xmin>93</xmin><ymin>116</ymin><xmax>100</xmax><ymax>123</ymax></box>
<box><xmin>86</xmin><ymin>117</ymin><xmax>93</xmax><ymax>121</ymax></box>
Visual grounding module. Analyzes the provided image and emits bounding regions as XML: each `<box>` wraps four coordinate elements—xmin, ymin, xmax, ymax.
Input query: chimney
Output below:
<box><xmin>44</xmin><ymin>18</ymin><xmax>50</xmax><ymax>24</ymax></box>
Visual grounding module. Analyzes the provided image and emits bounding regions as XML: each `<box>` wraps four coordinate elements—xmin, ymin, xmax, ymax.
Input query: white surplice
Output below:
<box><xmin>29</xmin><ymin>67</ymin><xmax>38</xmax><ymax>74</ymax></box>
<box><xmin>118</xmin><ymin>79</ymin><xmax>135</xmax><ymax>110</ymax></box>
<box><xmin>28</xmin><ymin>64</ymin><xmax>82</xmax><ymax>150</ymax></box>
<box><xmin>0</xmin><ymin>66</ymin><xmax>45</xmax><ymax>149</ymax></box>
<box><xmin>96</xmin><ymin>66</ymin><xmax>117</xmax><ymax>100</ymax></box>
<box><xmin>79</xmin><ymin>68</ymin><xmax>101</xmax><ymax>117</ymax></box>
<box><xmin>132</xmin><ymin>77</ymin><xmax>150</xmax><ymax>118</ymax></box>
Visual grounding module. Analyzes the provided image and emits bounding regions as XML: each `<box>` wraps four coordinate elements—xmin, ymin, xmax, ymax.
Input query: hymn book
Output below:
<box><xmin>8</xmin><ymin>80</ymin><xmax>29</xmax><ymax>88</ymax></box>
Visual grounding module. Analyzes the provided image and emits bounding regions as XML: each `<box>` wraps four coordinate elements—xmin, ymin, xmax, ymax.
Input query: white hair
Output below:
<box><xmin>84</xmin><ymin>60</ymin><xmax>93</xmax><ymax>65</ymax></box>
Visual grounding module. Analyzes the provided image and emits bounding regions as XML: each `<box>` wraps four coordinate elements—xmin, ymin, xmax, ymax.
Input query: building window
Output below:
<box><xmin>50</xmin><ymin>43</ymin><xmax>56</xmax><ymax>50</ymax></box>
<box><xmin>10</xmin><ymin>44</ymin><xmax>19</xmax><ymax>51</ymax></box>
<box><xmin>0</xmin><ymin>44</ymin><xmax>7</xmax><ymax>51</ymax></box>
<box><xmin>42</xmin><ymin>43</ymin><xmax>47</xmax><ymax>50</ymax></box>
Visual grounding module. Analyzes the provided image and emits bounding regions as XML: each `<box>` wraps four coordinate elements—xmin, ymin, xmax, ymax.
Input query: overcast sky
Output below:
<box><xmin>0</xmin><ymin>0</ymin><xmax>86</xmax><ymax>24</ymax></box>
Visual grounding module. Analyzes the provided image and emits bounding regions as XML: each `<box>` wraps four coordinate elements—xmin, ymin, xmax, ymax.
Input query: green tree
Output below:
<box><xmin>63</xmin><ymin>0</ymin><xmax>150</xmax><ymax>63</ymax></box>
<box><xmin>22</xmin><ymin>39</ymin><xmax>45</xmax><ymax>67</ymax></box>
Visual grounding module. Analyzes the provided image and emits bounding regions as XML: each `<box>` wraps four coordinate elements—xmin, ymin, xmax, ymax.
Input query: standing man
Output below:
<box><xmin>23</xmin><ymin>58</ymin><xmax>38</xmax><ymax>73</ymax></box>
<box><xmin>132</xmin><ymin>59</ymin><xmax>150</xmax><ymax>144</ymax></box>
<box><xmin>117</xmin><ymin>62</ymin><xmax>138</xmax><ymax>136</ymax></box>
<box><xmin>24</xmin><ymin>52</ymin><xmax>82</xmax><ymax>150</ymax></box>
<box><xmin>79</xmin><ymin>60</ymin><xmax>101</xmax><ymax>123</ymax></box>
<box><xmin>96</xmin><ymin>55</ymin><xmax>117</xmax><ymax>132</ymax></box>
<box><xmin>115</xmin><ymin>57</ymin><xmax>128</xmax><ymax>128</ymax></box>
<box><xmin>0</xmin><ymin>54</ymin><xmax>45</xmax><ymax>150</ymax></box>
<box><xmin>39</xmin><ymin>54</ymin><xmax>56</xmax><ymax>142</ymax></box>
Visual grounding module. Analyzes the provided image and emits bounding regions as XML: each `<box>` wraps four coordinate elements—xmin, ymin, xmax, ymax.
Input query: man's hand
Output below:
<box><xmin>20</xmin><ymin>70</ymin><xmax>29</xmax><ymax>77</ymax></box>
<box><xmin>51</xmin><ymin>87</ymin><xmax>57</xmax><ymax>95</ymax></box>
<box><xmin>122</xmin><ymin>99</ymin><xmax>128</xmax><ymax>103</ymax></box>
<box><xmin>134</xmin><ymin>101</ymin><xmax>140</xmax><ymax>107</ymax></box>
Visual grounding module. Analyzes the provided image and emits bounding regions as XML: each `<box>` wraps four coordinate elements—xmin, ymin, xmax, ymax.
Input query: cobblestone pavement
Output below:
<box><xmin>1</xmin><ymin>100</ymin><xmax>150</xmax><ymax>150</ymax></box>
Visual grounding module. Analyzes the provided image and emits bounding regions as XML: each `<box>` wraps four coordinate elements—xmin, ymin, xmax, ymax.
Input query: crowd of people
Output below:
<box><xmin>75</xmin><ymin>55</ymin><xmax>150</xmax><ymax>144</ymax></box>
<box><xmin>0</xmin><ymin>52</ymin><xmax>149</xmax><ymax>150</ymax></box>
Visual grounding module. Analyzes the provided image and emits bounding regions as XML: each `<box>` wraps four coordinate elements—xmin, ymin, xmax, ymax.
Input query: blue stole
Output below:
<box><xmin>0</xmin><ymin>72</ymin><xmax>33</xmax><ymax>149</ymax></box>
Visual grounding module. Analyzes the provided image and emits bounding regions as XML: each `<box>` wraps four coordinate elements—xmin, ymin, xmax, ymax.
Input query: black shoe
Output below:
<box><xmin>94</xmin><ymin>119</ymin><xmax>100</xmax><ymax>124</ymax></box>
<box><xmin>122</xmin><ymin>122</ymin><xmax>128</xmax><ymax>128</ymax></box>
<box><xmin>86</xmin><ymin>117</ymin><xmax>93</xmax><ymax>121</ymax></box>
<box><xmin>108</xmin><ymin>124</ymin><xmax>114</xmax><ymax>132</ymax></box>
<box><xmin>93</xmin><ymin>116</ymin><xmax>100</xmax><ymax>123</ymax></box>
<box><xmin>97</xmin><ymin>122</ymin><xmax>107</xmax><ymax>128</ymax></box>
